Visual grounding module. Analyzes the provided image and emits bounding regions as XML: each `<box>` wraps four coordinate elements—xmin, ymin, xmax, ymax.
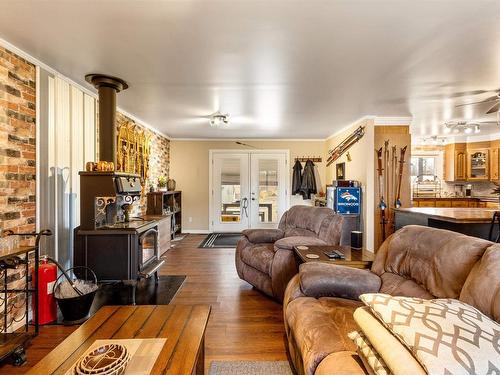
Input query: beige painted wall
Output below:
<box><xmin>325</xmin><ymin>118</ymin><xmax>376</xmax><ymax>250</ymax></box>
<box><xmin>170</xmin><ymin>140</ymin><xmax>327</xmax><ymax>231</ymax></box>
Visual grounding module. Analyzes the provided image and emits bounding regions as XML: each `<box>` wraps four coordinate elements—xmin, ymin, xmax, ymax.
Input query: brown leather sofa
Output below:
<box><xmin>235</xmin><ymin>205</ymin><xmax>344</xmax><ymax>302</ymax></box>
<box><xmin>283</xmin><ymin>225</ymin><xmax>500</xmax><ymax>375</ymax></box>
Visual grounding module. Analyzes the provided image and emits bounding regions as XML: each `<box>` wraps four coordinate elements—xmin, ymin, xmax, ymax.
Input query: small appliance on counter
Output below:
<box><xmin>326</xmin><ymin>180</ymin><xmax>362</xmax><ymax>247</ymax></box>
<box><xmin>454</xmin><ymin>184</ymin><xmax>464</xmax><ymax>197</ymax></box>
<box><xmin>465</xmin><ymin>184</ymin><xmax>473</xmax><ymax>197</ymax></box>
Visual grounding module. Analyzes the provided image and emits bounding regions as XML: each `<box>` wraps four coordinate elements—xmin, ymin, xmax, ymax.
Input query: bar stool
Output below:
<box><xmin>488</xmin><ymin>211</ymin><xmax>500</xmax><ymax>242</ymax></box>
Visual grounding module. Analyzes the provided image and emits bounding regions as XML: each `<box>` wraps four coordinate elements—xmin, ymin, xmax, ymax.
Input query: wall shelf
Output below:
<box><xmin>146</xmin><ymin>191</ymin><xmax>182</xmax><ymax>239</ymax></box>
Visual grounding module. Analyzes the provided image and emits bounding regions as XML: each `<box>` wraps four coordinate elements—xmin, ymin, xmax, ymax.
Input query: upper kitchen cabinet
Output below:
<box><xmin>490</xmin><ymin>148</ymin><xmax>499</xmax><ymax>181</ymax></box>
<box><xmin>467</xmin><ymin>148</ymin><xmax>489</xmax><ymax>180</ymax></box>
<box><xmin>444</xmin><ymin>143</ymin><xmax>467</xmax><ymax>181</ymax></box>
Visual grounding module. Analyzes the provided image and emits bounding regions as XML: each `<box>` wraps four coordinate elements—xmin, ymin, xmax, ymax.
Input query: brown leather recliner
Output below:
<box><xmin>283</xmin><ymin>225</ymin><xmax>500</xmax><ymax>375</ymax></box>
<box><xmin>235</xmin><ymin>205</ymin><xmax>344</xmax><ymax>302</ymax></box>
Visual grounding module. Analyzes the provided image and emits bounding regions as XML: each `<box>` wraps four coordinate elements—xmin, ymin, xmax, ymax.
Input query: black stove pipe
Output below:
<box><xmin>85</xmin><ymin>74</ymin><xmax>128</xmax><ymax>166</ymax></box>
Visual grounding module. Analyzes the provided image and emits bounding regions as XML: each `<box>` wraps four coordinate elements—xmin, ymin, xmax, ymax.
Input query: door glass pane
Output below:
<box><xmin>470</xmin><ymin>151</ymin><xmax>487</xmax><ymax>178</ymax></box>
<box><xmin>258</xmin><ymin>159</ymin><xmax>278</xmax><ymax>223</ymax></box>
<box><xmin>220</xmin><ymin>158</ymin><xmax>241</xmax><ymax>222</ymax></box>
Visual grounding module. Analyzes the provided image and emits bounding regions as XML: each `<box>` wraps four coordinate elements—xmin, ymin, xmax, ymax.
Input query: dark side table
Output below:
<box><xmin>293</xmin><ymin>245</ymin><xmax>374</xmax><ymax>269</ymax></box>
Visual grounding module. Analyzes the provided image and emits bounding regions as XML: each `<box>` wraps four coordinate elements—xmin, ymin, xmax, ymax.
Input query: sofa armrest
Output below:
<box><xmin>299</xmin><ymin>262</ymin><xmax>381</xmax><ymax>300</ymax></box>
<box><xmin>274</xmin><ymin>236</ymin><xmax>327</xmax><ymax>251</ymax></box>
<box><xmin>242</xmin><ymin>228</ymin><xmax>284</xmax><ymax>244</ymax></box>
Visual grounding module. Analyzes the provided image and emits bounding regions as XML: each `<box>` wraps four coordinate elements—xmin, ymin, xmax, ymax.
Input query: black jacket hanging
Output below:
<box><xmin>299</xmin><ymin>160</ymin><xmax>317</xmax><ymax>199</ymax></box>
<box><xmin>292</xmin><ymin>160</ymin><xmax>303</xmax><ymax>194</ymax></box>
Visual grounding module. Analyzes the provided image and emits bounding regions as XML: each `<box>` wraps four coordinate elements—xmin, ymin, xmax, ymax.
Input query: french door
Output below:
<box><xmin>211</xmin><ymin>151</ymin><xmax>288</xmax><ymax>232</ymax></box>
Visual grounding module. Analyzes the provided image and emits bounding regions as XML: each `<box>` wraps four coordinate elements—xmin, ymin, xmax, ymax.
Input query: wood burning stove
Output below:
<box><xmin>74</xmin><ymin>172</ymin><xmax>165</xmax><ymax>304</ymax></box>
<box><xmin>73</xmin><ymin>74</ymin><xmax>164</xmax><ymax>304</ymax></box>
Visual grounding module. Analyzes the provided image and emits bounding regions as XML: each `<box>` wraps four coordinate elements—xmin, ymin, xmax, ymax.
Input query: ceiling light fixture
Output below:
<box><xmin>422</xmin><ymin>135</ymin><xmax>447</xmax><ymax>145</ymax></box>
<box><xmin>209</xmin><ymin>111</ymin><xmax>229</xmax><ymax>127</ymax></box>
<box><xmin>444</xmin><ymin>120</ymin><xmax>482</xmax><ymax>134</ymax></box>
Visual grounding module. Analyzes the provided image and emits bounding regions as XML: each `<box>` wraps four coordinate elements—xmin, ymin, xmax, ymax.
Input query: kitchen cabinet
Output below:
<box><xmin>485</xmin><ymin>201</ymin><xmax>499</xmax><ymax>208</ymax></box>
<box><xmin>412</xmin><ymin>198</ymin><xmax>489</xmax><ymax>208</ymax></box>
<box><xmin>490</xmin><ymin>148</ymin><xmax>499</xmax><ymax>180</ymax></box>
<box><xmin>435</xmin><ymin>200</ymin><xmax>452</xmax><ymax>207</ymax></box>
<box><xmin>416</xmin><ymin>200</ymin><xmax>436</xmax><ymax>207</ymax></box>
<box><xmin>467</xmin><ymin>148</ymin><xmax>489</xmax><ymax>180</ymax></box>
<box><xmin>451</xmin><ymin>200</ymin><xmax>469</xmax><ymax>208</ymax></box>
<box><xmin>444</xmin><ymin>143</ymin><xmax>467</xmax><ymax>181</ymax></box>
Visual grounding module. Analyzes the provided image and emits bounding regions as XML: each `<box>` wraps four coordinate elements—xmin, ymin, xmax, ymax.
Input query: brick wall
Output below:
<box><xmin>0</xmin><ymin>47</ymin><xmax>36</xmax><ymax>242</ymax></box>
<box><xmin>115</xmin><ymin>112</ymin><xmax>170</xmax><ymax>215</ymax></box>
<box><xmin>0</xmin><ymin>46</ymin><xmax>36</xmax><ymax>332</ymax></box>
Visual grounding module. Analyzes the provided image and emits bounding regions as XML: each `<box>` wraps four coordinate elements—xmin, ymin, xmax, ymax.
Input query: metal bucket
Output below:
<box><xmin>53</xmin><ymin>266</ymin><xmax>98</xmax><ymax>324</ymax></box>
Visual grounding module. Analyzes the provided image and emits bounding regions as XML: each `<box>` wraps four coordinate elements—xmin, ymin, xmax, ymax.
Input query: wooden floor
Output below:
<box><xmin>0</xmin><ymin>234</ymin><xmax>288</xmax><ymax>374</ymax></box>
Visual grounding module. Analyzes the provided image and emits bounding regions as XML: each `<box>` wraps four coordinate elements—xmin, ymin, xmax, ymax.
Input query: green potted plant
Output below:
<box><xmin>157</xmin><ymin>175</ymin><xmax>168</xmax><ymax>192</ymax></box>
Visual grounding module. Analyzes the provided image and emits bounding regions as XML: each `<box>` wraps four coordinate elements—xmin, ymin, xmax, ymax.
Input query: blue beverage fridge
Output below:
<box><xmin>326</xmin><ymin>180</ymin><xmax>362</xmax><ymax>246</ymax></box>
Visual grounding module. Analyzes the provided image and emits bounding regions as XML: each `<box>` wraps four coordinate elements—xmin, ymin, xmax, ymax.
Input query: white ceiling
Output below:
<box><xmin>1</xmin><ymin>0</ymin><xmax>500</xmax><ymax>139</ymax></box>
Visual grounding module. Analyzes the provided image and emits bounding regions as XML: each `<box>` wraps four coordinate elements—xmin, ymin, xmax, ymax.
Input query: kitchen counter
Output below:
<box><xmin>412</xmin><ymin>196</ymin><xmax>499</xmax><ymax>209</ymax></box>
<box><xmin>413</xmin><ymin>197</ymin><xmax>475</xmax><ymax>200</ymax></box>
<box><xmin>394</xmin><ymin>207</ymin><xmax>498</xmax><ymax>240</ymax></box>
<box><xmin>395</xmin><ymin>207</ymin><xmax>498</xmax><ymax>223</ymax></box>
<box><xmin>413</xmin><ymin>196</ymin><xmax>498</xmax><ymax>201</ymax></box>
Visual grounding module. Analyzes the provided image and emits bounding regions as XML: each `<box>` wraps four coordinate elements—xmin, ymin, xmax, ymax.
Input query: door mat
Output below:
<box><xmin>199</xmin><ymin>233</ymin><xmax>242</xmax><ymax>248</ymax></box>
<box><xmin>209</xmin><ymin>361</ymin><xmax>293</xmax><ymax>375</ymax></box>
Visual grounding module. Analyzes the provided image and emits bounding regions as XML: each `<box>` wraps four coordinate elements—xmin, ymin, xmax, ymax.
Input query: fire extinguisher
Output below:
<box><xmin>32</xmin><ymin>257</ymin><xmax>57</xmax><ymax>325</ymax></box>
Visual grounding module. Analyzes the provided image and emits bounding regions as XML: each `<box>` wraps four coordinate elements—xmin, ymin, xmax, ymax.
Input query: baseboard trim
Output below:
<box><xmin>184</xmin><ymin>229</ymin><xmax>211</xmax><ymax>234</ymax></box>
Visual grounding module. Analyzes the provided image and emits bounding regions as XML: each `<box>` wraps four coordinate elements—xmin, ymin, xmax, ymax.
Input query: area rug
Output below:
<box><xmin>209</xmin><ymin>361</ymin><xmax>293</xmax><ymax>375</ymax></box>
<box><xmin>199</xmin><ymin>233</ymin><xmax>242</xmax><ymax>248</ymax></box>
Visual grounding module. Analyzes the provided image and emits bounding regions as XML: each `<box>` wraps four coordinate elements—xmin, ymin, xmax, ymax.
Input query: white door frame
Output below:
<box><xmin>209</xmin><ymin>149</ymin><xmax>290</xmax><ymax>232</ymax></box>
<box><xmin>211</xmin><ymin>152</ymin><xmax>251</xmax><ymax>232</ymax></box>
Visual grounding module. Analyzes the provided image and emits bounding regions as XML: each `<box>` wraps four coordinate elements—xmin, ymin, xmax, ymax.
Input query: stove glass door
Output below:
<box><xmin>140</xmin><ymin>228</ymin><xmax>158</xmax><ymax>269</ymax></box>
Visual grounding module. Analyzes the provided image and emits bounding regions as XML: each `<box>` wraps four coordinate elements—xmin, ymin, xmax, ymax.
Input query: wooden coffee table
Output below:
<box><xmin>27</xmin><ymin>305</ymin><xmax>210</xmax><ymax>375</ymax></box>
<box><xmin>294</xmin><ymin>245</ymin><xmax>374</xmax><ymax>269</ymax></box>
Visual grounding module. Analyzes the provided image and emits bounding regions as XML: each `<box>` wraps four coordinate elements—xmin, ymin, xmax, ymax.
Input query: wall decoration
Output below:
<box><xmin>336</xmin><ymin>162</ymin><xmax>345</xmax><ymax>180</ymax></box>
<box><xmin>116</xmin><ymin>122</ymin><xmax>151</xmax><ymax>179</ymax></box>
<box><xmin>115</xmin><ymin>112</ymin><xmax>170</xmax><ymax>216</ymax></box>
<box><xmin>327</xmin><ymin>126</ymin><xmax>365</xmax><ymax>166</ymax></box>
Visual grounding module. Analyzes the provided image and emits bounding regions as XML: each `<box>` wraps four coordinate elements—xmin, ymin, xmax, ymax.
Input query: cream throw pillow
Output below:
<box><xmin>354</xmin><ymin>307</ymin><xmax>426</xmax><ymax>375</ymax></box>
<box><xmin>360</xmin><ymin>293</ymin><xmax>500</xmax><ymax>375</ymax></box>
<box><xmin>348</xmin><ymin>330</ymin><xmax>391</xmax><ymax>375</ymax></box>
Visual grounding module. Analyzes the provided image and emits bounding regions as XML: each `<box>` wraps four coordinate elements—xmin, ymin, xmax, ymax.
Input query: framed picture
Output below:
<box><xmin>336</xmin><ymin>162</ymin><xmax>345</xmax><ymax>180</ymax></box>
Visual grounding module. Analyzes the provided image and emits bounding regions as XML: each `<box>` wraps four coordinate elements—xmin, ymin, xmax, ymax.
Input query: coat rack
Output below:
<box><xmin>295</xmin><ymin>156</ymin><xmax>322</xmax><ymax>163</ymax></box>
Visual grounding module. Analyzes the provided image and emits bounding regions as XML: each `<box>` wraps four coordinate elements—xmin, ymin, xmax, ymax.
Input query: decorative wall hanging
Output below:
<box><xmin>327</xmin><ymin>126</ymin><xmax>365</xmax><ymax>166</ymax></box>
<box><xmin>376</xmin><ymin>141</ymin><xmax>407</xmax><ymax>241</ymax></box>
<box><xmin>336</xmin><ymin>162</ymin><xmax>345</xmax><ymax>180</ymax></box>
<box><xmin>116</xmin><ymin>123</ymin><xmax>151</xmax><ymax>180</ymax></box>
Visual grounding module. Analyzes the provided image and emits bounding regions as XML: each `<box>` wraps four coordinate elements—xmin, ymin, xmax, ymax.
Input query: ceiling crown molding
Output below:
<box><xmin>374</xmin><ymin>116</ymin><xmax>412</xmax><ymax>125</ymax></box>
<box><xmin>326</xmin><ymin>115</ymin><xmax>375</xmax><ymax>140</ymax></box>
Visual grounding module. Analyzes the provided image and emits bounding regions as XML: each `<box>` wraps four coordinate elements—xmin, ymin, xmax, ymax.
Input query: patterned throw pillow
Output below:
<box><xmin>348</xmin><ymin>330</ymin><xmax>391</xmax><ymax>375</ymax></box>
<box><xmin>360</xmin><ymin>293</ymin><xmax>500</xmax><ymax>375</ymax></box>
